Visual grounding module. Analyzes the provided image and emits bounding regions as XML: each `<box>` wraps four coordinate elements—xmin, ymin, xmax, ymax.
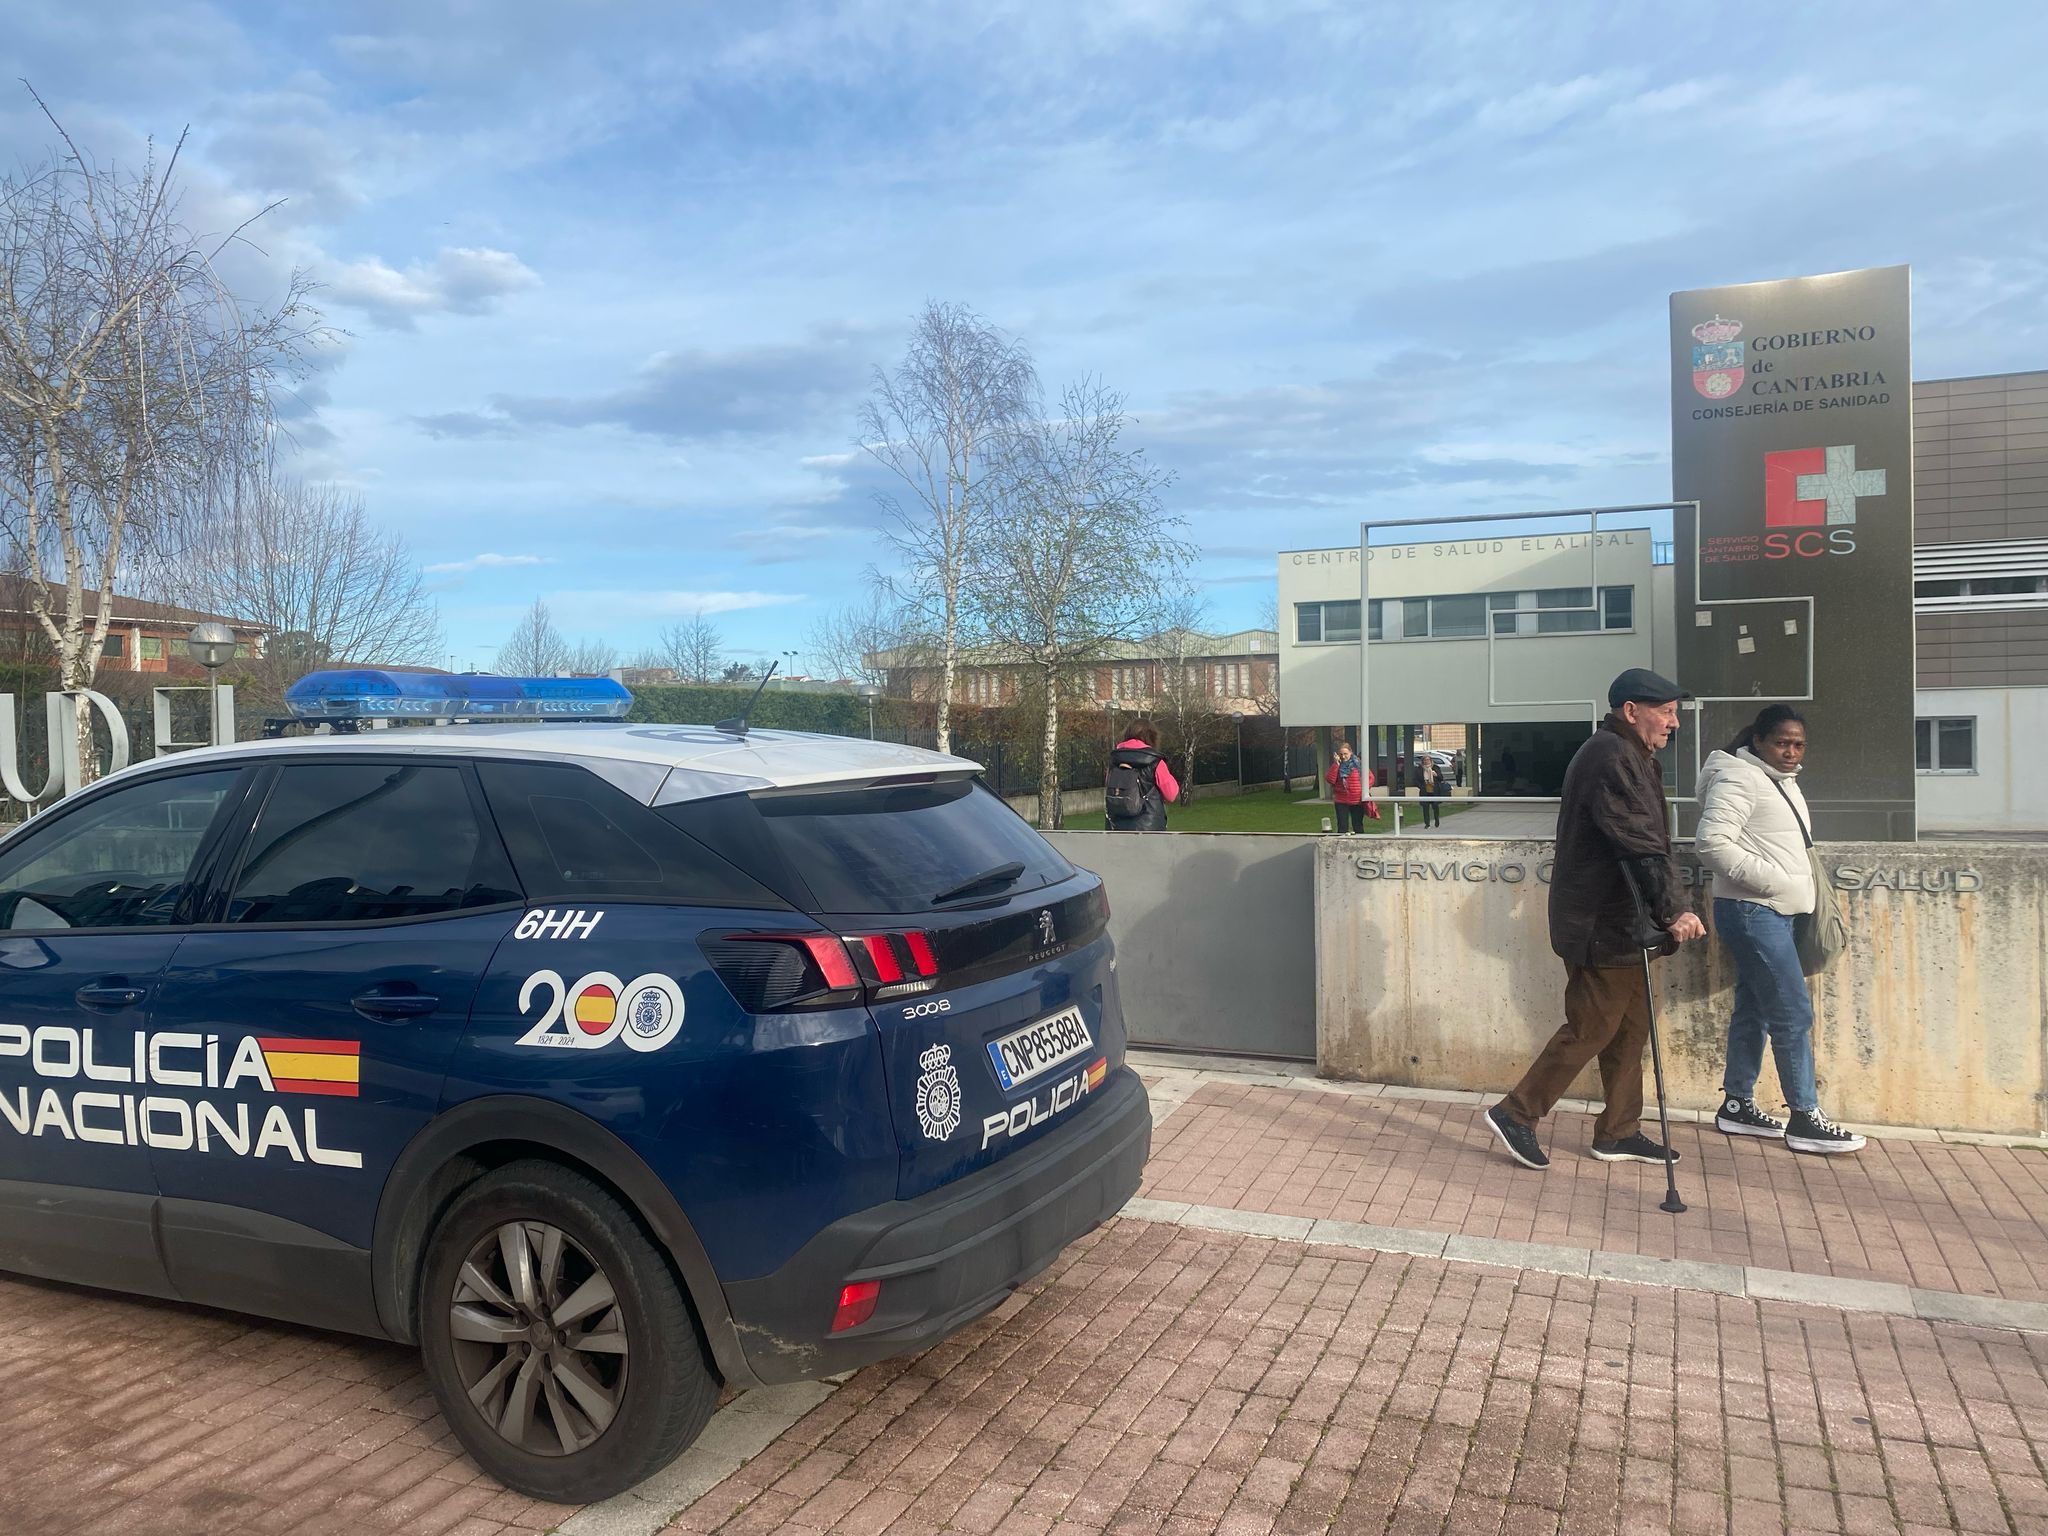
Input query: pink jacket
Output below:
<box><xmin>1116</xmin><ymin>740</ymin><xmax>1179</xmax><ymax>802</ymax></box>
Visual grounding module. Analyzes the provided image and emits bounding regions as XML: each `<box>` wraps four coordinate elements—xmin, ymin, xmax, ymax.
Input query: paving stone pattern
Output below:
<box><xmin>659</xmin><ymin>1218</ymin><xmax>2048</xmax><ymax>1535</ymax></box>
<box><xmin>1142</xmin><ymin>1082</ymin><xmax>2048</xmax><ymax>1303</ymax></box>
<box><xmin>0</xmin><ymin>1274</ymin><xmax>576</xmax><ymax>1536</ymax></box>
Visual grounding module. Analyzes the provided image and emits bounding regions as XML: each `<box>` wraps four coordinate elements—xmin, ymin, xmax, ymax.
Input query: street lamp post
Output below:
<box><xmin>187</xmin><ymin>622</ymin><xmax>237</xmax><ymax>747</ymax></box>
<box><xmin>1232</xmin><ymin>712</ymin><xmax>1245</xmax><ymax>788</ymax></box>
<box><xmin>857</xmin><ymin>683</ymin><xmax>881</xmax><ymax>740</ymax></box>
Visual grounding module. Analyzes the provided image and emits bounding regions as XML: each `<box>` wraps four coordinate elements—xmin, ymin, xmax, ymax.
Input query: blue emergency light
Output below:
<box><xmin>283</xmin><ymin>669</ymin><xmax>634</xmax><ymax>722</ymax></box>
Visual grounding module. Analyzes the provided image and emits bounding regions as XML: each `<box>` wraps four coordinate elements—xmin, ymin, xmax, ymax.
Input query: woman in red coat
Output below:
<box><xmin>1325</xmin><ymin>740</ymin><xmax>1378</xmax><ymax>833</ymax></box>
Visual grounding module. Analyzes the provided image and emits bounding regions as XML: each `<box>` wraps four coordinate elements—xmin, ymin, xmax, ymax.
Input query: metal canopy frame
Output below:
<box><xmin>1358</xmin><ymin>498</ymin><xmax>1822</xmax><ymax>791</ymax></box>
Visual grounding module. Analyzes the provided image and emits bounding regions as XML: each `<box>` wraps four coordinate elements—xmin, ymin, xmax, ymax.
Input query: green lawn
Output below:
<box><xmin>1161</xmin><ymin>785</ymin><xmax>1471</xmax><ymax>834</ymax></box>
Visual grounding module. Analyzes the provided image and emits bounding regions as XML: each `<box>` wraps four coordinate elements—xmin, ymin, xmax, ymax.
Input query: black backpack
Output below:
<box><xmin>1105</xmin><ymin>752</ymin><xmax>1154</xmax><ymax>819</ymax></box>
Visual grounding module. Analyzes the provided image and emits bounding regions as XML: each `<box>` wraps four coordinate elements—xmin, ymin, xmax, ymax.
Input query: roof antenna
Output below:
<box><xmin>714</xmin><ymin>661</ymin><xmax>778</xmax><ymax>737</ymax></box>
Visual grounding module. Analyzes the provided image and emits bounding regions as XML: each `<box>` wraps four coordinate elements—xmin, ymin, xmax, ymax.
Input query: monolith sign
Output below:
<box><xmin>1671</xmin><ymin>265</ymin><xmax>1915</xmax><ymax>840</ymax></box>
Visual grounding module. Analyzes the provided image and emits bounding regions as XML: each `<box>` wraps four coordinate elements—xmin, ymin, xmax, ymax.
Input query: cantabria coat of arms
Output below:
<box><xmin>1691</xmin><ymin>315</ymin><xmax>1745</xmax><ymax>399</ymax></box>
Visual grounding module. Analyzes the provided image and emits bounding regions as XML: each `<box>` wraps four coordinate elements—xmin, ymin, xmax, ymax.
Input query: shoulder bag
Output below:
<box><xmin>1770</xmin><ymin>778</ymin><xmax>1847</xmax><ymax>975</ymax></box>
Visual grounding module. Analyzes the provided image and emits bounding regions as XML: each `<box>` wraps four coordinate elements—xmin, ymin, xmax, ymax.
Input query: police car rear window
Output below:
<box><xmin>741</xmin><ymin>779</ymin><xmax>1071</xmax><ymax>916</ymax></box>
<box><xmin>477</xmin><ymin>759</ymin><xmax>785</xmax><ymax>909</ymax></box>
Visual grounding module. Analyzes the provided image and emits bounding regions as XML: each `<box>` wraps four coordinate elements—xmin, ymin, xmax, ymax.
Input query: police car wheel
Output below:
<box><xmin>418</xmin><ymin>1159</ymin><xmax>719</xmax><ymax>1501</ymax></box>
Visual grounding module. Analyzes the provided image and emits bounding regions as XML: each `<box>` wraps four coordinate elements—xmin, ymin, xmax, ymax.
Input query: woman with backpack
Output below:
<box><xmin>1105</xmin><ymin>718</ymin><xmax>1179</xmax><ymax>830</ymax></box>
<box><xmin>1418</xmin><ymin>755</ymin><xmax>1444</xmax><ymax>829</ymax></box>
<box><xmin>1695</xmin><ymin>704</ymin><xmax>1863</xmax><ymax>1155</ymax></box>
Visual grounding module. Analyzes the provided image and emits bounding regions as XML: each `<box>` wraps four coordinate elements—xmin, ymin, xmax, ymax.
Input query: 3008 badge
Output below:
<box><xmin>516</xmin><ymin>969</ymin><xmax>685</xmax><ymax>1052</ymax></box>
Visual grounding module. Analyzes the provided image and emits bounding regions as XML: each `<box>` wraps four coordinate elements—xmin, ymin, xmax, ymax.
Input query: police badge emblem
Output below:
<box><xmin>915</xmin><ymin>1042</ymin><xmax>962</xmax><ymax>1141</ymax></box>
<box><xmin>1691</xmin><ymin>315</ymin><xmax>1745</xmax><ymax>399</ymax></box>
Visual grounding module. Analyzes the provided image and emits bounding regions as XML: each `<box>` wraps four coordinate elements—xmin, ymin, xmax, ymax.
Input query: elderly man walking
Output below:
<box><xmin>1485</xmin><ymin>669</ymin><xmax>1707</xmax><ymax>1169</ymax></box>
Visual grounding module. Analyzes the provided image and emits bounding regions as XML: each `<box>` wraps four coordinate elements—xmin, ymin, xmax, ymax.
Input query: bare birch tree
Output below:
<box><xmin>860</xmin><ymin>302</ymin><xmax>1036</xmax><ymax>754</ymax></box>
<box><xmin>161</xmin><ymin>472</ymin><xmax>440</xmax><ymax>708</ymax></box>
<box><xmin>497</xmin><ymin>599</ymin><xmax>570</xmax><ymax>676</ymax></box>
<box><xmin>0</xmin><ymin>99</ymin><xmax>316</xmax><ymax>778</ymax></box>
<box><xmin>656</xmin><ymin>612</ymin><xmax>725</xmax><ymax>684</ymax></box>
<box><xmin>973</xmin><ymin>379</ymin><xmax>1189</xmax><ymax>828</ymax></box>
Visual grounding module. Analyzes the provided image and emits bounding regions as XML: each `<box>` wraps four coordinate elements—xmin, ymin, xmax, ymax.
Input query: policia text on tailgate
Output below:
<box><xmin>0</xmin><ymin>672</ymin><xmax>1150</xmax><ymax>1501</ymax></box>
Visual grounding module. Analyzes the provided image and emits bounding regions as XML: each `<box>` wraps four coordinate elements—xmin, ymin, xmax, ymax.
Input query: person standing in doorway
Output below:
<box><xmin>1695</xmin><ymin>705</ymin><xmax>1864</xmax><ymax>1154</ymax></box>
<box><xmin>1418</xmin><ymin>755</ymin><xmax>1444</xmax><ymax>829</ymax></box>
<box><xmin>1105</xmin><ymin>718</ymin><xmax>1179</xmax><ymax>830</ymax></box>
<box><xmin>1500</xmin><ymin>746</ymin><xmax>1519</xmax><ymax>789</ymax></box>
<box><xmin>1454</xmin><ymin>749</ymin><xmax>1467</xmax><ymax>789</ymax></box>
<box><xmin>1485</xmin><ymin>670</ymin><xmax>1706</xmax><ymax>1170</ymax></box>
<box><xmin>1325</xmin><ymin>740</ymin><xmax>1376</xmax><ymax>833</ymax></box>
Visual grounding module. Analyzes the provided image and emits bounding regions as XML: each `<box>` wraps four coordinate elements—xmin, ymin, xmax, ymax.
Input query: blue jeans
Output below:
<box><xmin>1713</xmin><ymin>898</ymin><xmax>1817</xmax><ymax>1113</ymax></box>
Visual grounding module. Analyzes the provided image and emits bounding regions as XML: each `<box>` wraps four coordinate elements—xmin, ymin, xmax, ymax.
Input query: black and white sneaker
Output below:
<box><xmin>1485</xmin><ymin>1105</ymin><xmax>1549</xmax><ymax>1169</ymax></box>
<box><xmin>1715</xmin><ymin>1097</ymin><xmax>1786</xmax><ymax>1138</ymax></box>
<box><xmin>1785</xmin><ymin>1110</ymin><xmax>1866</xmax><ymax>1155</ymax></box>
<box><xmin>1591</xmin><ymin>1133</ymin><xmax>1680</xmax><ymax>1165</ymax></box>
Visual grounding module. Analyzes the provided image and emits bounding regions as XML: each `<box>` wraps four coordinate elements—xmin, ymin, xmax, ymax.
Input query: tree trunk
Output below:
<box><xmin>1037</xmin><ymin>668</ymin><xmax>1060</xmax><ymax>830</ymax></box>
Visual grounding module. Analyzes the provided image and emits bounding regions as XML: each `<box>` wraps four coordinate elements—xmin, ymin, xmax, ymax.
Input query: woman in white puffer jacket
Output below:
<box><xmin>1695</xmin><ymin>705</ymin><xmax>1863</xmax><ymax>1154</ymax></box>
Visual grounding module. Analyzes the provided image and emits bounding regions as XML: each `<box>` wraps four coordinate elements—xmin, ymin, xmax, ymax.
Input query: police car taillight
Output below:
<box><xmin>700</xmin><ymin>932</ymin><xmax>863</xmax><ymax>1012</ymax></box>
<box><xmin>282</xmin><ymin>669</ymin><xmax>633</xmax><ymax>721</ymax></box>
<box><xmin>847</xmin><ymin>930</ymin><xmax>941</xmax><ymax>998</ymax></box>
<box><xmin>831</xmin><ymin>1280</ymin><xmax>880</xmax><ymax>1332</ymax></box>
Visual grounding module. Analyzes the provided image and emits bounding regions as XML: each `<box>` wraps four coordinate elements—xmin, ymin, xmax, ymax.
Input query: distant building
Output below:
<box><xmin>875</xmin><ymin>629</ymin><xmax>1279</xmax><ymax>714</ymax></box>
<box><xmin>1912</xmin><ymin>370</ymin><xmax>2048</xmax><ymax>833</ymax></box>
<box><xmin>0</xmin><ymin>577</ymin><xmax>266</xmax><ymax>675</ymax></box>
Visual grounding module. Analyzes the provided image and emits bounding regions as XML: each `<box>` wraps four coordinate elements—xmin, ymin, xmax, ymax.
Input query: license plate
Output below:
<box><xmin>986</xmin><ymin>1006</ymin><xmax>1094</xmax><ymax>1091</ymax></box>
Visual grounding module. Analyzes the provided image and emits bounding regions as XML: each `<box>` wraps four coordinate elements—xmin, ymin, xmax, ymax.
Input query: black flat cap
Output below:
<box><xmin>1608</xmin><ymin>667</ymin><xmax>1690</xmax><ymax>708</ymax></box>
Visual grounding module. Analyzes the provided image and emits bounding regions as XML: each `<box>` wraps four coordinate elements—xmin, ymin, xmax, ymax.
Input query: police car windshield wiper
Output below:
<box><xmin>929</xmin><ymin>861</ymin><xmax>1027</xmax><ymax>906</ymax></box>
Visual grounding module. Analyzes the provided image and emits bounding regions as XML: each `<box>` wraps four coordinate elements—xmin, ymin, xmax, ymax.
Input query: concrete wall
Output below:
<box><xmin>1916</xmin><ymin>686</ymin><xmax>2048</xmax><ymax>832</ymax></box>
<box><xmin>1046</xmin><ymin>832</ymin><xmax>1316</xmax><ymax>1060</ymax></box>
<box><xmin>1316</xmin><ymin>838</ymin><xmax>2047</xmax><ymax>1136</ymax></box>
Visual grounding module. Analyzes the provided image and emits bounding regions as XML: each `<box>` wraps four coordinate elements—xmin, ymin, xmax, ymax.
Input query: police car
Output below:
<box><xmin>0</xmin><ymin>672</ymin><xmax>1150</xmax><ymax>1501</ymax></box>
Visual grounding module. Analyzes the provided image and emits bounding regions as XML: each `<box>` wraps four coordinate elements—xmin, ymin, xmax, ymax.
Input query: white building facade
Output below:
<box><xmin>1277</xmin><ymin>527</ymin><xmax>1679</xmax><ymax>792</ymax></box>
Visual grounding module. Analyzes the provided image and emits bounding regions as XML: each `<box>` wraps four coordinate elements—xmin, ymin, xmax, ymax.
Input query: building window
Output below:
<box><xmin>103</xmin><ymin>634</ymin><xmax>125</xmax><ymax>659</ymax></box>
<box><xmin>1490</xmin><ymin>586</ymin><xmax>1635</xmax><ymax>635</ymax></box>
<box><xmin>1602</xmin><ymin>587</ymin><xmax>1635</xmax><ymax>630</ymax></box>
<box><xmin>1295</xmin><ymin>600</ymin><xmax>1361</xmax><ymax>643</ymax></box>
<box><xmin>1430</xmin><ymin>594</ymin><xmax>1486</xmax><ymax>638</ymax></box>
<box><xmin>1915</xmin><ymin>717</ymin><xmax>1976</xmax><ymax>773</ymax></box>
<box><xmin>139</xmin><ymin>636</ymin><xmax>164</xmax><ymax>660</ymax></box>
<box><xmin>1915</xmin><ymin>576</ymin><xmax>2048</xmax><ymax>599</ymax></box>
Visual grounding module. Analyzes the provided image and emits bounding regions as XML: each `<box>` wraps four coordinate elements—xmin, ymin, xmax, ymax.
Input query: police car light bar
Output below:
<box><xmin>284</xmin><ymin>670</ymin><xmax>634</xmax><ymax>722</ymax></box>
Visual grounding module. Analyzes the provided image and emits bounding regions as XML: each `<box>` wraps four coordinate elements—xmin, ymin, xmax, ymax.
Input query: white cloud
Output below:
<box><xmin>423</xmin><ymin>552</ymin><xmax>556</xmax><ymax>574</ymax></box>
<box><xmin>328</xmin><ymin>246</ymin><xmax>540</xmax><ymax>329</ymax></box>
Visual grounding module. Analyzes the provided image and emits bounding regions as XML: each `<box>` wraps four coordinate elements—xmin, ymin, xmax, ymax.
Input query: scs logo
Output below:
<box><xmin>1761</xmin><ymin>444</ymin><xmax>1884</xmax><ymax>560</ymax></box>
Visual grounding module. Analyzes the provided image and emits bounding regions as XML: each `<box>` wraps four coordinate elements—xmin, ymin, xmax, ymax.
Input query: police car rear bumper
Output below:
<box><xmin>721</xmin><ymin>1065</ymin><xmax>1151</xmax><ymax>1384</ymax></box>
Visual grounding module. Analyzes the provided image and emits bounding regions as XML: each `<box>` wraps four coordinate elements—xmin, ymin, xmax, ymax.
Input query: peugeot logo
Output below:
<box><xmin>1037</xmin><ymin>909</ymin><xmax>1057</xmax><ymax>947</ymax></box>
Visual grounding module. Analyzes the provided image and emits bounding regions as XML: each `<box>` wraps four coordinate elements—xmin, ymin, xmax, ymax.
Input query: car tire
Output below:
<box><xmin>417</xmin><ymin>1159</ymin><xmax>720</xmax><ymax>1502</ymax></box>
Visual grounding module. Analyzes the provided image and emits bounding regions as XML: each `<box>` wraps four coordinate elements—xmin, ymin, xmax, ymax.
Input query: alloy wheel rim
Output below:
<box><xmin>449</xmin><ymin>1220</ymin><xmax>629</xmax><ymax>1456</ymax></box>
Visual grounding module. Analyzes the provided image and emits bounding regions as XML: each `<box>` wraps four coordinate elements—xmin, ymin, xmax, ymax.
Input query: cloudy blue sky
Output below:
<box><xmin>10</xmin><ymin>2</ymin><xmax>2045</xmax><ymax>669</ymax></box>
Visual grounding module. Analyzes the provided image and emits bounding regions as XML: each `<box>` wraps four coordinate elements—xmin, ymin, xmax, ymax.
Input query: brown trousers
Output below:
<box><xmin>1498</xmin><ymin>964</ymin><xmax>1648</xmax><ymax>1143</ymax></box>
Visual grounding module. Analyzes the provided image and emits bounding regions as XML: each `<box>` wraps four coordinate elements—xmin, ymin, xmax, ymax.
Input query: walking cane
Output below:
<box><xmin>1621</xmin><ymin>863</ymin><xmax>1687</xmax><ymax>1215</ymax></box>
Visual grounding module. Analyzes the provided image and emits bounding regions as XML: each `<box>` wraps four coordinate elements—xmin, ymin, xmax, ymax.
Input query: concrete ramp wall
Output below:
<box><xmin>1046</xmin><ymin>832</ymin><xmax>1316</xmax><ymax>1060</ymax></box>
<box><xmin>1315</xmin><ymin>839</ymin><xmax>2047</xmax><ymax>1137</ymax></box>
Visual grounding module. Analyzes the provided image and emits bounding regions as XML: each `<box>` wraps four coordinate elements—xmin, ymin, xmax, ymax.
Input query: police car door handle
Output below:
<box><xmin>75</xmin><ymin>981</ymin><xmax>147</xmax><ymax>1011</ymax></box>
<box><xmin>352</xmin><ymin>989</ymin><xmax>440</xmax><ymax>1022</ymax></box>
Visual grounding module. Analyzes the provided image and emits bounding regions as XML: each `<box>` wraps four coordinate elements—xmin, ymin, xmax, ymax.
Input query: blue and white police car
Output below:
<box><xmin>0</xmin><ymin>672</ymin><xmax>1150</xmax><ymax>1500</ymax></box>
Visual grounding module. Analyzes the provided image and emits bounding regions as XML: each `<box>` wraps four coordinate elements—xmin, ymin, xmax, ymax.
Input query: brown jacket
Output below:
<box><xmin>1548</xmin><ymin>715</ymin><xmax>1683</xmax><ymax>967</ymax></box>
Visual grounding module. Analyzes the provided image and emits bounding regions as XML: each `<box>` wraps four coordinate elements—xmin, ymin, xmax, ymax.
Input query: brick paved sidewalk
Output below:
<box><xmin>1141</xmin><ymin>1080</ymin><xmax>2048</xmax><ymax>1303</ymax></box>
<box><xmin>0</xmin><ymin>1274</ymin><xmax>575</xmax><ymax>1536</ymax></box>
<box><xmin>661</xmin><ymin>1218</ymin><xmax>2048</xmax><ymax>1536</ymax></box>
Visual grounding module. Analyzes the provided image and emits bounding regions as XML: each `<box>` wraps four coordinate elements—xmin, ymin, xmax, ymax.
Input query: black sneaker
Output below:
<box><xmin>1785</xmin><ymin>1110</ymin><xmax>1866</xmax><ymax>1155</ymax></box>
<box><xmin>1591</xmin><ymin>1133</ymin><xmax>1680</xmax><ymax>1164</ymax></box>
<box><xmin>1715</xmin><ymin>1097</ymin><xmax>1786</xmax><ymax>1138</ymax></box>
<box><xmin>1485</xmin><ymin>1105</ymin><xmax>1549</xmax><ymax>1169</ymax></box>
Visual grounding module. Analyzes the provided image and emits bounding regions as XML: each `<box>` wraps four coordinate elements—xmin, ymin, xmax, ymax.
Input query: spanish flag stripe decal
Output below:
<box><xmin>258</xmin><ymin>1038</ymin><xmax>362</xmax><ymax>1098</ymax></box>
<box><xmin>263</xmin><ymin>1051</ymin><xmax>360</xmax><ymax>1083</ymax></box>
